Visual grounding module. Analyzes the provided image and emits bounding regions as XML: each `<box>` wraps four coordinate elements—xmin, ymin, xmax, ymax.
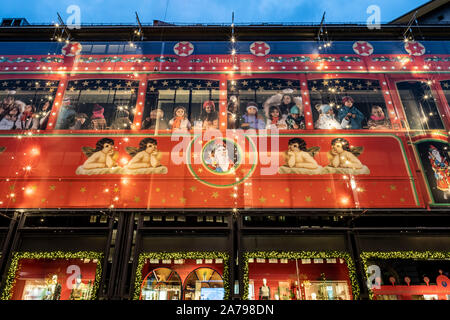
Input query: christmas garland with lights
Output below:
<box><xmin>1</xmin><ymin>251</ymin><xmax>104</xmax><ymax>300</ymax></box>
<box><xmin>242</xmin><ymin>251</ymin><xmax>360</xmax><ymax>300</ymax></box>
<box><xmin>360</xmin><ymin>251</ymin><xmax>450</xmax><ymax>300</ymax></box>
<box><xmin>133</xmin><ymin>251</ymin><xmax>230</xmax><ymax>300</ymax></box>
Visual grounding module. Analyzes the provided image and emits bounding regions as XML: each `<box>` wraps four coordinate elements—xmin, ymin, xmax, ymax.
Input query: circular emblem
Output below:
<box><xmin>62</xmin><ymin>42</ymin><xmax>82</xmax><ymax>57</ymax></box>
<box><xmin>173</xmin><ymin>41</ymin><xmax>194</xmax><ymax>56</ymax></box>
<box><xmin>250</xmin><ymin>41</ymin><xmax>270</xmax><ymax>56</ymax></box>
<box><xmin>352</xmin><ymin>41</ymin><xmax>374</xmax><ymax>56</ymax></box>
<box><xmin>186</xmin><ymin>136</ymin><xmax>257</xmax><ymax>188</ymax></box>
<box><xmin>404</xmin><ymin>41</ymin><xmax>426</xmax><ymax>56</ymax></box>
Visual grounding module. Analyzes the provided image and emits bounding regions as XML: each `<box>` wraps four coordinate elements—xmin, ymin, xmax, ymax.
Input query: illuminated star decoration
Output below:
<box><xmin>352</xmin><ymin>41</ymin><xmax>374</xmax><ymax>56</ymax></box>
<box><xmin>250</xmin><ymin>41</ymin><xmax>271</xmax><ymax>57</ymax></box>
<box><xmin>61</xmin><ymin>42</ymin><xmax>83</xmax><ymax>57</ymax></box>
<box><xmin>173</xmin><ymin>41</ymin><xmax>194</xmax><ymax>57</ymax></box>
<box><xmin>404</xmin><ymin>41</ymin><xmax>426</xmax><ymax>56</ymax></box>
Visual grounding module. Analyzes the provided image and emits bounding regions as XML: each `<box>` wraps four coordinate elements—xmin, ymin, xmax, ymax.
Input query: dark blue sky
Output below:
<box><xmin>2</xmin><ymin>0</ymin><xmax>429</xmax><ymax>24</ymax></box>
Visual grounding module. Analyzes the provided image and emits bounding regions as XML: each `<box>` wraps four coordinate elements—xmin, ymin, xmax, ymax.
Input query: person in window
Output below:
<box><xmin>315</xmin><ymin>104</ymin><xmax>342</xmax><ymax>129</ymax></box>
<box><xmin>199</xmin><ymin>100</ymin><xmax>219</xmax><ymax>130</ymax></box>
<box><xmin>240</xmin><ymin>102</ymin><xmax>265</xmax><ymax>130</ymax></box>
<box><xmin>169</xmin><ymin>106</ymin><xmax>191</xmax><ymax>131</ymax></box>
<box><xmin>32</xmin><ymin>101</ymin><xmax>52</xmax><ymax>129</ymax></box>
<box><xmin>55</xmin><ymin>98</ymin><xmax>76</xmax><ymax>129</ymax></box>
<box><xmin>227</xmin><ymin>95</ymin><xmax>241</xmax><ymax>129</ymax></box>
<box><xmin>266</xmin><ymin>106</ymin><xmax>287</xmax><ymax>130</ymax></box>
<box><xmin>0</xmin><ymin>106</ymin><xmax>20</xmax><ymax>130</ymax></box>
<box><xmin>286</xmin><ymin>105</ymin><xmax>305</xmax><ymax>129</ymax></box>
<box><xmin>69</xmin><ymin>113</ymin><xmax>89</xmax><ymax>130</ymax></box>
<box><xmin>0</xmin><ymin>91</ymin><xmax>16</xmax><ymax>120</ymax></box>
<box><xmin>18</xmin><ymin>104</ymin><xmax>35</xmax><ymax>130</ymax></box>
<box><xmin>367</xmin><ymin>105</ymin><xmax>392</xmax><ymax>130</ymax></box>
<box><xmin>111</xmin><ymin>108</ymin><xmax>132</xmax><ymax>130</ymax></box>
<box><xmin>90</xmin><ymin>104</ymin><xmax>107</xmax><ymax>130</ymax></box>
<box><xmin>142</xmin><ymin>108</ymin><xmax>169</xmax><ymax>130</ymax></box>
<box><xmin>263</xmin><ymin>89</ymin><xmax>302</xmax><ymax>118</ymax></box>
<box><xmin>337</xmin><ymin>96</ymin><xmax>365</xmax><ymax>129</ymax></box>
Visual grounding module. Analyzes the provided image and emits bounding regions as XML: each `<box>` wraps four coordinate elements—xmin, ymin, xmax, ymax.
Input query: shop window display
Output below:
<box><xmin>143</xmin><ymin>79</ymin><xmax>220</xmax><ymax>132</ymax></box>
<box><xmin>0</xmin><ymin>79</ymin><xmax>59</xmax><ymax>130</ymax></box>
<box><xmin>246</xmin><ymin>255</ymin><xmax>354</xmax><ymax>300</ymax></box>
<box><xmin>308</xmin><ymin>78</ymin><xmax>389</xmax><ymax>130</ymax></box>
<box><xmin>362</xmin><ymin>252</ymin><xmax>450</xmax><ymax>300</ymax></box>
<box><xmin>137</xmin><ymin>255</ymin><xmax>227</xmax><ymax>300</ymax></box>
<box><xmin>3</xmin><ymin>252</ymin><xmax>102</xmax><ymax>300</ymax></box>
<box><xmin>227</xmin><ymin>79</ymin><xmax>303</xmax><ymax>130</ymax></box>
<box><xmin>56</xmin><ymin>79</ymin><xmax>139</xmax><ymax>130</ymax></box>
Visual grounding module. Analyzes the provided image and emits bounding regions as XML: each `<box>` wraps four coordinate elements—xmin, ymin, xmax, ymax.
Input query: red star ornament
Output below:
<box><xmin>352</xmin><ymin>41</ymin><xmax>373</xmax><ymax>56</ymax></box>
<box><xmin>250</xmin><ymin>42</ymin><xmax>270</xmax><ymax>56</ymax></box>
<box><xmin>173</xmin><ymin>41</ymin><xmax>194</xmax><ymax>56</ymax></box>
<box><xmin>404</xmin><ymin>41</ymin><xmax>425</xmax><ymax>56</ymax></box>
<box><xmin>61</xmin><ymin>42</ymin><xmax>82</xmax><ymax>56</ymax></box>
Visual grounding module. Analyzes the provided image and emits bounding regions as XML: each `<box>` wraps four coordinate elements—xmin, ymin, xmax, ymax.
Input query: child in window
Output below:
<box><xmin>19</xmin><ymin>104</ymin><xmax>35</xmax><ymax>130</ymax></box>
<box><xmin>227</xmin><ymin>95</ymin><xmax>241</xmax><ymax>129</ymax></box>
<box><xmin>169</xmin><ymin>106</ymin><xmax>191</xmax><ymax>131</ymax></box>
<box><xmin>286</xmin><ymin>106</ymin><xmax>305</xmax><ymax>129</ymax></box>
<box><xmin>142</xmin><ymin>109</ymin><xmax>169</xmax><ymax>130</ymax></box>
<box><xmin>337</xmin><ymin>96</ymin><xmax>365</xmax><ymax>129</ymax></box>
<box><xmin>0</xmin><ymin>106</ymin><xmax>20</xmax><ymax>130</ymax></box>
<box><xmin>240</xmin><ymin>102</ymin><xmax>265</xmax><ymax>130</ymax></box>
<box><xmin>90</xmin><ymin>104</ymin><xmax>107</xmax><ymax>130</ymax></box>
<box><xmin>315</xmin><ymin>104</ymin><xmax>342</xmax><ymax>129</ymax></box>
<box><xmin>367</xmin><ymin>105</ymin><xmax>392</xmax><ymax>130</ymax></box>
<box><xmin>200</xmin><ymin>100</ymin><xmax>219</xmax><ymax>130</ymax></box>
<box><xmin>266</xmin><ymin>106</ymin><xmax>287</xmax><ymax>130</ymax></box>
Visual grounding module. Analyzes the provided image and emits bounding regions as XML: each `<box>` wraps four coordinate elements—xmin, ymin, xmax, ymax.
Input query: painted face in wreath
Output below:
<box><xmin>214</xmin><ymin>145</ymin><xmax>233</xmax><ymax>171</ymax></box>
<box><xmin>145</xmin><ymin>143</ymin><xmax>156</xmax><ymax>154</ymax></box>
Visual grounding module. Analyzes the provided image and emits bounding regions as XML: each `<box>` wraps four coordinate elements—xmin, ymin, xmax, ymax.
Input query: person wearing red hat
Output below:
<box><xmin>199</xmin><ymin>100</ymin><xmax>218</xmax><ymax>130</ymax></box>
<box><xmin>90</xmin><ymin>104</ymin><xmax>107</xmax><ymax>130</ymax></box>
<box><xmin>337</xmin><ymin>96</ymin><xmax>365</xmax><ymax>129</ymax></box>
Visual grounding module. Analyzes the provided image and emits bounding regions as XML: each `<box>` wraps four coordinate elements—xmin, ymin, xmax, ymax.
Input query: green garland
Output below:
<box><xmin>133</xmin><ymin>251</ymin><xmax>230</xmax><ymax>300</ymax></box>
<box><xmin>360</xmin><ymin>251</ymin><xmax>450</xmax><ymax>300</ymax></box>
<box><xmin>1</xmin><ymin>251</ymin><xmax>104</xmax><ymax>300</ymax></box>
<box><xmin>242</xmin><ymin>251</ymin><xmax>360</xmax><ymax>300</ymax></box>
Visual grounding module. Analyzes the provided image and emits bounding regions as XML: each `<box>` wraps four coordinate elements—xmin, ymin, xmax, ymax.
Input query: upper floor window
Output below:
<box><xmin>227</xmin><ymin>79</ymin><xmax>303</xmax><ymax>130</ymax></box>
<box><xmin>0</xmin><ymin>79</ymin><xmax>59</xmax><ymax>130</ymax></box>
<box><xmin>143</xmin><ymin>79</ymin><xmax>219</xmax><ymax>131</ymax></box>
<box><xmin>396</xmin><ymin>81</ymin><xmax>444</xmax><ymax>130</ymax></box>
<box><xmin>56</xmin><ymin>79</ymin><xmax>139</xmax><ymax>130</ymax></box>
<box><xmin>308</xmin><ymin>78</ymin><xmax>390</xmax><ymax>130</ymax></box>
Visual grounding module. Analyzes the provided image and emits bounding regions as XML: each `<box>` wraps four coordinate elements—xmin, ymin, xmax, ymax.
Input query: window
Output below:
<box><xmin>140</xmin><ymin>268</ymin><xmax>182</xmax><ymax>300</ymax></box>
<box><xmin>396</xmin><ymin>81</ymin><xmax>444</xmax><ymax>130</ymax></box>
<box><xmin>227</xmin><ymin>78</ymin><xmax>302</xmax><ymax>130</ymax></box>
<box><xmin>183</xmin><ymin>267</ymin><xmax>224</xmax><ymax>300</ymax></box>
<box><xmin>308</xmin><ymin>78</ymin><xmax>389</xmax><ymax>130</ymax></box>
<box><xmin>0</xmin><ymin>79</ymin><xmax>59</xmax><ymax>130</ymax></box>
<box><xmin>440</xmin><ymin>80</ymin><xmax>450</xmax><ymax>113</ymax></box>
<box><xmin>56</xmin><ymin>79</ymin><xmax>139</xmax><ymax>130</ymax></box>
<box><xmin>143</xmin><ymin>79</ymin><xmax>219</xmax><ymax>131</ymax></box>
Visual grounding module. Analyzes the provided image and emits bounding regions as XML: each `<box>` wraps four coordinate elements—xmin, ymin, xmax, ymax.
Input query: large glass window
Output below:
<box><xmin>440</xmin><ymin>80</ymin><xmax>450</xmax><ymax>114</ymax></box>
<box><xmin>0</xmin><ymin>79</ymin><xmax>59</xmax><ymax>130</ymax></box>
<box><xmin>396</xmin><ymin>81</ymin><xmax>444</xmax><ymax>130</ymax></box>
<box><xmin>56</xmin><ymin>79</ymin><xmax>139</xmax><ymax>130</ymax></box>
<box><xmin>183</xmin><ymin>267</ymin><xmax>224</xmax><ymax>300</ymax></box>
<box><xmin>247</xmin><ymin>255</ymin><xmax>353</xmax><ymax>300</ymax></box>
<box><xmin>140</xmin><ymin>268</ymin><xmax>182</xmax><ymax>300</ymax></box>
<box><xmin>308</xmin><ymin>78</ymin><xmax>389</xmax><ymax>130</ymax></box>
<box><xmin>365</xmin><ymin>257</ymin><xmax>450</xmax><ymax>300</ymax></box>
<box><xmin>143</xmin><ymin>79</ymin><xmax>219</xmax><ymax>131</ymax></box>
<box><xmin>227</xmin><ymin>79</ymin><xmax>303</xmax><ymax>130</ymax></box>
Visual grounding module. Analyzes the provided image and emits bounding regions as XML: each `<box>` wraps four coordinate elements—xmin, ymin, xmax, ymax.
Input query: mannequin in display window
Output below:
<box><xmin>45</xmin><ymin>274</ymin><xmax>62</xmax><ymax>300</ymax></box>
<box><xmin>258</xmin><ymin>278</ymin><xmax>271</xmax><ymax>300</ymax></box>
<box><xmin>70</xmin><ymin>274</ymin><xmax>92</xmax><ymax>300</ymax></box>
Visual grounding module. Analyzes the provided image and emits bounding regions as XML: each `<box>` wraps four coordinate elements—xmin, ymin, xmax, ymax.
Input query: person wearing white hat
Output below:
<box><xmin>240</xmin><ymin>102</ymin><xmax>265</xmax><ymax>130</ymax></box>
<box><xmin>314</xmin><ymin>104</ymin><xmax>342</xmax><ymax>130</ymax></box>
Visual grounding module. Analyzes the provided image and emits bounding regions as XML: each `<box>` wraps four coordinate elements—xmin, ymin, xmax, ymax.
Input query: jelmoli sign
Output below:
<box><xmin>0</xmin><ymin>132</ymin><xmax>425</xmax><ymax>209</ymax></box>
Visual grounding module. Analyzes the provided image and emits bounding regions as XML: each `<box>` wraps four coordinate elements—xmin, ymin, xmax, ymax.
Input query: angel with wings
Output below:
<box><xmin>75</xmin><ymin>138</ymin><xmax>120</xmax><ymax>175</ymax></box>
<box><xmin>122</xmin><ymin>138</ymin><xmax>167</xmax><ymax>174</ymax></box>
<box><xmin>324</xmin><ymin>137</ymin><xmax>370</xmax><ymax>175</ymax></box>
<box><xmin>278</xmin><ymin>138</ymin><xmax>323</xmax><ymax>174</ymax></box>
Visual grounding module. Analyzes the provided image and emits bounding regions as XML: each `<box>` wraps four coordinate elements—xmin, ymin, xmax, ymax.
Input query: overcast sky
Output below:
<box><xmin>2</xmin><ymin>0</ymin><xmax>429</xmax><ymax>24</ymax></box>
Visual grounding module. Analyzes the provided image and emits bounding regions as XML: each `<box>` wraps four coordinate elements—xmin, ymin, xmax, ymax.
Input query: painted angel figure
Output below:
<box><xmin>323</xmin><ymin>138</ymin><xmax>370</xmax><ymax>175</ymax></box>
<box><xmin>75</xmin><ymin>138</ymin><xmax>121</xmax><ymax>175</ymax></box>
<box><xmin>122</xmin><ymin>138</ymin><xmax>168</xmax><ymax>174</ymax></box>
<box><xmin>278</xmin><ymin>138</ymin><xmax>323</xmax><ymax>175</ymax></box>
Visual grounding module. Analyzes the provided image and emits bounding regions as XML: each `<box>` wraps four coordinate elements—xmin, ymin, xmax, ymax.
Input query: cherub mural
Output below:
<box><xmin>121</xmin><ymin>137</ymin><xmax>168</xmax><ymax>174</ymax></box>
<box><xmin>323</xmin><ymin>138</ymin><xmax>370</xmax><ymax>175</ymax></box>
<box><xmin>278</xmin><ymin>138</ymin><xmax>323</xmax><ymax>175</ymax></box>
<box><xmin>76</xmin><ymin>138</ymin><xmax>121</xmax><ymax>175</ymax></box>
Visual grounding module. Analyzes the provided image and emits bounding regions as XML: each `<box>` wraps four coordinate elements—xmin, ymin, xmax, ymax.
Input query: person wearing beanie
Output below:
<box><xmin>286</xmin><ymin>105</ymin><xmax>305</xmax><ymax>130</ymax></box>
<box><xmin>314</xmin><ymin>104</ymin><xmax>342</xmax><ymax>130</ymax></box>
<box><xmin>337</xmin><ymin>96</ymin><xmax>365</xmax><ymax>129</ymax></box>
<box><xmin>240</xmin><ymin>102</ymin><xmax>265</xmax><ymax>130</ymax></box>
